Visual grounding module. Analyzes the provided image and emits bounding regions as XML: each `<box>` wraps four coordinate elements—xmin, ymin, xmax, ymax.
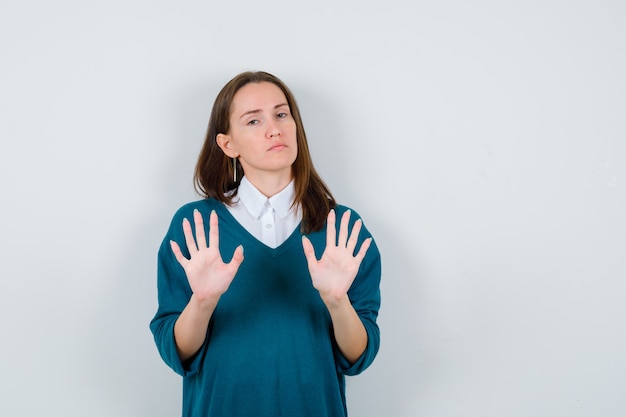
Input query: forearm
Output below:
<box><xmin>325</xmin><ymin>296</ymin><xmax>368</xmax><ymax>364</ymax></box>
<box><xmin>173</xmin><ymin>294</ymin><xmax>219</xmax><ymax>362</ymax></box>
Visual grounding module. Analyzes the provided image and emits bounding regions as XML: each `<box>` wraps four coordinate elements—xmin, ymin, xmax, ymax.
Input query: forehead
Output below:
<box><xmin>231</xmin><ymin>82</ymin><xmax>288</xmax><ymax>114</ymax></box>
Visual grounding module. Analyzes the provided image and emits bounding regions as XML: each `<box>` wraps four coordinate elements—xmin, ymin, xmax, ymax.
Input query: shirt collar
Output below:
<box><xmin>237</xmin><ymin>176</ymin><xmax>296</xmax><ymax>219</ymax></box>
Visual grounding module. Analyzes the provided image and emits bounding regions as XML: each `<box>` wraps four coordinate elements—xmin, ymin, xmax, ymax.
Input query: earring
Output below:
<box><xmin>233</xmin><ymin>157</ymin><xmax>237</xmax><ymax>182</ymax></box>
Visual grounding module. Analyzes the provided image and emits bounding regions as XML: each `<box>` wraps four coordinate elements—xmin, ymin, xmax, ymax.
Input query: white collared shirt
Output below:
<box><xmin>225</xmin><ymin>176</ymin><xmax>302</xmax><ymax>248</ymax></box>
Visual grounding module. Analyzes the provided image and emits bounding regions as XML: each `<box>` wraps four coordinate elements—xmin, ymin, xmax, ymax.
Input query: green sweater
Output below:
<box><xmin>150</xmin><ymin>199</ymin><xmax>381</xmax><ymax>417</ymax></box>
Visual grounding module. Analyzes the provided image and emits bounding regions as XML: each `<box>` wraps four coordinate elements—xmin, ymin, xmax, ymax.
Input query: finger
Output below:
<box><xmin>338</xmin><ymin>210</ymin><xmax>351</xmax><ymax>247</ymax></box>
<box><xmin>354</xmin><ymin>237</ymin><xmax>372</xmax><ymax>264</ymax></box>
<box><xmin>182</xmin><ymin>217</ymin><xmax>198</xmax><ymax>254</ymax></box>
<box><xmin>228</xmin><ymin>245</ymin><xmax>245</xmax><ymax>269</ymax></box>
<box><xmin>346</xmin><ymin>218</ymin><xmax>363</xmax><ymax>253</ymax></box>
<box><xmin>326</xmin><ymin>209</ymin><xmax>336</xmax><ymax>248</ymax></box>
<box><xmin>170</xmin><ymin>240</ymin><xmax>188</xmax><ymax>266</ymax></box>
<box><xmin>208</xmin><ymin>210</ymin><xmax>219</xmax><ymax>249</ymax></box>
<box><xmin>193</xmin><ymin>209</ymin><xmax>207</xmax><ymax>249</ymax></box>
<box><xmin>301</xmin><ymin>236</ymin><xmax>318</xmax><ymax>265</ymax></box>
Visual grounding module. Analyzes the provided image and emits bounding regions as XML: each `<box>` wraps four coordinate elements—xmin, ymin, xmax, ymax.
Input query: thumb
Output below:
<box><xmin>301</xmin><ymin>236</ymin><xmax>317</xmax><ymax>264</ymax></box>
<box><xmin>230</xmin><ymin>245</ymin><xmax>245</xmax><ymax>268</ymax></box>
<box><xmin>170</xmin><ymin>240</ymin><xmax>187</xmax><ymax>266</ymax></box>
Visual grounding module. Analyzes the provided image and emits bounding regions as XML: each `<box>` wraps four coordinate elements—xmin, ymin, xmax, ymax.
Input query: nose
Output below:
<box><xmin>266</xmin><ymin>120</ymin><xmax>281</xmax><ymax>138</ymax></box>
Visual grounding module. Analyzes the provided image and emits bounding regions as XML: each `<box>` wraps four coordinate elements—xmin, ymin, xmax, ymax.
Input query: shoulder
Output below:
<box><xmin>334</xmin><ymin>204</ymin><xmax>365</xmax><ymax>222</ymax></box>
<box><xmin>167</xmin><ymin>198</ymin><xmax>225</xmax><ymax>227</ymax></box>
<box><xmin>334</xmin><ymin>203</ymin><xmax>378</xmax><ymax>247</ymax></box>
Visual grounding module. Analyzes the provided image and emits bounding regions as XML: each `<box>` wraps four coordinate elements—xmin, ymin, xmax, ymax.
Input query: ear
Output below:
<box><xmin>216</xmin><ymin>133</ymin><xmax>239</xmax><ymax>158</ymax></box>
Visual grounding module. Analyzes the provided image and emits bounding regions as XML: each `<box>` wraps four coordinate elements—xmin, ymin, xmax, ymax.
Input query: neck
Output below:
<box><xmin>243</xmin><ymin>170</ymin><xmax>293</xmax><ymax>198</ymax></box>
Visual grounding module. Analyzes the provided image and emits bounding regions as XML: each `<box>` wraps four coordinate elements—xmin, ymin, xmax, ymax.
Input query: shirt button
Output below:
<box><xmin>265</xmin><ymin>224</ymin><xmax>272</xmax><ymax>229</ymax></box>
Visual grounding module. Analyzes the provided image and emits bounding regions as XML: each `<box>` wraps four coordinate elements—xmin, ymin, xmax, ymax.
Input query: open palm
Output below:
<box><xmin>170</xmin><ymin>209</ymin><xmax>244</xmax><ymax>301</ymax></box>
<box><xmin>302</xmin><ymin>209</ymin><xmax>372</xmax><ymax>304</ymax></box>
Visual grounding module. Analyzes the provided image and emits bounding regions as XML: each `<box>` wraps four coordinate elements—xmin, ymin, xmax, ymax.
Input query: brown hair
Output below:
<box><xmin>193</xmin><ymin>71</ymin><xmax>336</xmax><ymax>233</ymax></box>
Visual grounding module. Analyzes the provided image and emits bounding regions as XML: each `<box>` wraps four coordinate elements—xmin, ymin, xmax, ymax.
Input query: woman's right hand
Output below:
<box><xmin>170</xmin><ymin>209</ymin><xmax>244</xmax><ymax>302</ymax></box>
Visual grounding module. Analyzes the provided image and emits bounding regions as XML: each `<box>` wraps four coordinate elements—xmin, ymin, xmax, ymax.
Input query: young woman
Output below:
<box><xmin>150</xmin><ymin>71</ymin><xmax>382</xmax><ymax>417</ymax></box>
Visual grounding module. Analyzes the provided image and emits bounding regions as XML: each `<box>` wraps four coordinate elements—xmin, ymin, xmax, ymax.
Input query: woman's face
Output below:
<box><xmin>218</xmin><ymin>81</ymin><xmax>298</xmax><ymax>183</ymax></box>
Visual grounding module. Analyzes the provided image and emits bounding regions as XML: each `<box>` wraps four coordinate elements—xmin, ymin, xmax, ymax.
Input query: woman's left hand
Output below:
<box><xmin>302</xmin><ymin>209</ymin><xmax>372</xmax><ymax>307</ymax></box>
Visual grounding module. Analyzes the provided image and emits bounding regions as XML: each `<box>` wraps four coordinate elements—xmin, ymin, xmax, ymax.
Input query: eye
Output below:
<box><xmin>277</xmin><ymin>112</ymin><xmax>288</xmax><ymax>119</ymax></box>
<box><xmin>247</xmin><ymin>119</ymin><xmax>260</xmax><ymax>126</ymax></box>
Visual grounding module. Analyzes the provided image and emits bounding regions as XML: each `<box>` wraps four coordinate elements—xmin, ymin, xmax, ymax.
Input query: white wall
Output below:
<box><xmin>1</xmin><ymin>1</ymin><xmax>624</xmax><ymax>416</ymax></box>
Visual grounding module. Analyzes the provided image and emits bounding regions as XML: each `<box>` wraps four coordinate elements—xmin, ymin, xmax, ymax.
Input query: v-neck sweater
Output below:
<box><xmin>150</xmin><ymin>198</ymin><xmax>382</xmax><ymax>417</ymax></box>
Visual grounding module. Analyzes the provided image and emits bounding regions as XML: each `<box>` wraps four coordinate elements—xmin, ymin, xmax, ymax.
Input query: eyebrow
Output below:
<box><xmin>238</xmin><ymin>103</ymin><xmax>289</xmax><ymax>120</ymax></box>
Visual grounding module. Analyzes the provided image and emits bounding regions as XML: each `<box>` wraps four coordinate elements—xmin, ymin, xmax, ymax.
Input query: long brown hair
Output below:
<box><xmin>194</xmin><ymin>71</ymin><xmax>336</xmax><ymax>233</ymax></box>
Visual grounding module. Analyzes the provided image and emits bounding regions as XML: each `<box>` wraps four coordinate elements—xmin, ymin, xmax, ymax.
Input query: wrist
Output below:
<box><xmin>190</xmin><ymin>293</ymin><xmax>220</xmax><ymax>312</ymax></box>
<box><xmin>322</xmin><ymin>293</ymin><xmax>350</xmax><ymax>312</ymax></box>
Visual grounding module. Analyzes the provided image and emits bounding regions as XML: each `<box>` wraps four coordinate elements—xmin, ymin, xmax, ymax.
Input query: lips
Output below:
<box><xmin>268</xmin><ymin>143</ymin><xmax>287</xmax><ymax>151</ymax></box>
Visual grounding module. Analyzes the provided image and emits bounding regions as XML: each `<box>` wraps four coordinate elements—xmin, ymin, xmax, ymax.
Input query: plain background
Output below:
<box><xmin>1</xmin><ymin>1</ymin><xmax>624</xmax><ymax>416</ymax></box>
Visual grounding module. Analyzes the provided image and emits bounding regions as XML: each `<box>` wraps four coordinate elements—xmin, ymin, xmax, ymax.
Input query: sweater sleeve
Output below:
<box><xmin>149</xmin><ymin>205</ymin><xmax>209</xmax><ymax>377</ymax></box>
<box><xmin>334</xmin><ymin>210</ymin><xmax>382</xmax><ymax>376</ymax></box>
